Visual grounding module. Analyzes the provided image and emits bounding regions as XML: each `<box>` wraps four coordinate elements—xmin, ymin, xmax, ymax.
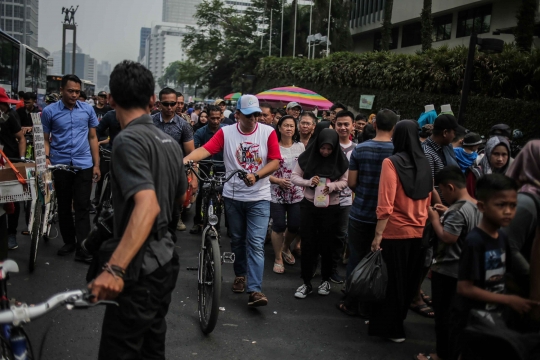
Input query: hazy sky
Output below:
<box><xmin>38</xmin><ymin>0</ymin><xmax>162</xmax><ymax>66</ymax></box>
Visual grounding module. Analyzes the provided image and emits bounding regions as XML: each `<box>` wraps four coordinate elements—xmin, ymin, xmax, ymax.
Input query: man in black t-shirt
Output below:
<box><xmin>89</xmin><ymin>61</ymin><xmax>187</xmax><ymax>360</ymax></box>
<box><xmin>93</xmin><ymin>91</ymin><xmax>112</xmax><ymax>123</ymax></box>
<box><xmin>16</xmin><ymin>92</ymin><xmax>40</xmax><ymax>130</ymax></box>
<box><xmin>0</xmin><ymin>87</ymin><xmax>27</xmax><ymax>250</ymax></box>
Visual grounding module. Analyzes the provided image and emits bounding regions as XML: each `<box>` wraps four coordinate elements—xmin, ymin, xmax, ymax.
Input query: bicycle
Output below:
<box><xmin>185</xmin><ymin>160</ymin><xmax>247</xmax><ymax>334</ymax></box>
<box><xmin>0</xmin><ymin>259</ymin><xmax>113</xmax><ymax>359</ymax></box>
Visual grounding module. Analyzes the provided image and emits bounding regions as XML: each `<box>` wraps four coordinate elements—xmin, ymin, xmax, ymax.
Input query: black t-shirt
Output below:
<box><xmin>0</xmin><ymin>109</ymin><xmax>22</xmax><ymax>158</ymax></box>
<box><xmin>110</xmin><ymin>114</ymin><xmax>187</xmax><ymax>277</ymax></box>
<box><xmin>92</xmin><ymin>105</ymin><xmax>112</xmax><ymax>122</ymax></box>
<box><xmin>96</xmin><ymin>110</ymin><xmax>121</xmax><ymax>149</ymax></box>
<box><xmin>15</xmin><ymin>106</ymin><xmax>40</xmax><ymax>127</ymax></box>
<box><xmin>456</xmin><ymin>227</ymin><xmax>510</xmax><ymax>313</ymax></box>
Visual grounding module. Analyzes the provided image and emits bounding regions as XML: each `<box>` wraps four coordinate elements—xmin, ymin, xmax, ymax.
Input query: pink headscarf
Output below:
<box><xmin>506</xmin><ymin>140</ymin><xmax>540</xmax><ymax>196</ymax></box>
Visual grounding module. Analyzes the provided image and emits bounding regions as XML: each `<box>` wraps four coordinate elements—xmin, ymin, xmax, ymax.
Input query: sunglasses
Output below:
<box><xmin>161</xmin><ymin>102</ymin><xmax>177</xmax><ymax>107</ymax></box>
<box><xmin>246</xmin><ymin>112</ymin><xmax>262</xmax><ymax>119</ymax></box>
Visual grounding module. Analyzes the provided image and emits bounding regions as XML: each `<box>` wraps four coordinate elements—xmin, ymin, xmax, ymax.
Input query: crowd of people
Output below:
<box><xmin>0</xmin><ymin>64</ymin><xmax>539</xmax><ymax>359</ymax></box>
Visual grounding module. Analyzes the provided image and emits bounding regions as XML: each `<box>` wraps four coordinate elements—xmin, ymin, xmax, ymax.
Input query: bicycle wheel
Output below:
<box><xmin>42</xmin><ymin>192</ymin><xmax>57</xmax><ymax>242</ymax></box>
<box><xmin>0</xmin><ymin>335</ymin><xmax>13</xmax><ymax>360</ymax></box>
<box><xmin>198</xmin><ymin>233</ymin><xmax>221</xmax><ymax>334</ymax></box>
<box><xmin>29</xmin><ymin>201</ymin><xmax>43</xmax><ymax>273</ymax></box>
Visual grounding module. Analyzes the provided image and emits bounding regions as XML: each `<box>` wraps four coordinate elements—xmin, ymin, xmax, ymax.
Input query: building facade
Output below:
<box><xmin>138</xmin><ymin>27</ymin><xmax>151</xmax><ymax>62</ymax></box>
<box><xmin>50</xmin><ymin>44</ymin><xmax>97</xmax><ymax>84</ymax></box>
<box><xmin>350</xmin><ymin>0</ymin><xmax>540</xmax><ymax>54</ymax></box>
<box><xmin>0</xmin><ymin>0</ymin><xmax>39</xmax><ymax>48</ymax></box>
<box><xmin>162</xmin><ymin>0</ymin><xmax>199</xmax><ymax>26</ymax></box>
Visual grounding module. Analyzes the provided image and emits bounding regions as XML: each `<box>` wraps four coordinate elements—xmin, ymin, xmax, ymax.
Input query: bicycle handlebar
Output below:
<box><xmin>7</xmin><ymin>158</ymin><xmax>34</xmax><ymax>164</ymax></box>
<box><xmin>0</xmin><ymin>289</ymin><xmax>117</xmax><ymax>326</ymax></box>
<box><xmin>48</xmin><ymin>164</ymin><xmax>82</xmax><ymax>171</ymax></box>
<box><xmin>185</xmin><ymin>161</ymin><xmax>246</xmax><ymax>184</ymax></box>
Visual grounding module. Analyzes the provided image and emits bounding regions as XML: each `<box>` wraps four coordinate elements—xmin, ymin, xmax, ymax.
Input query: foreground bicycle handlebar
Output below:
<box><xmin>0</xmin><ymin>289</ymin><xmax>117</xmax><ymax>326</ymax></box>
<box><xmin>185</xmin><ymin>160</ymin><xmax>247</xmax><ymax>184</ymax></box>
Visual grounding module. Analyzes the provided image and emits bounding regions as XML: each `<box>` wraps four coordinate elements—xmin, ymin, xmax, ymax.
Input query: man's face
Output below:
<box><xmin>176</xmin><ymin>96</ymin><xmax>185</xmax><ymax>115</ymax></box>
<box><xmin>355</xmin><ymin>120</ymin><xmax>367</xmax><ymax>133</ymax></box>
<box><xmin>97</xmin><ymin>95</ymin><xmax>106</xmax><ymax>106</ymax></box>
<box><xmin>260</xmin><ymin>107</ymin><xmax>273</xmax><ymax>125</ymax></box>
<box><xmin>330</xmin><ymin>108</ymin><xmax>344</xmax><ymax>123</ymax></box>
<box><xmin>0</xmin><ymin>102</ymin><xmax>10</xmax><ymax>113</ymax></box>
<box><xmin>60</xmin><ymin>80</ymin><xmax>81</xmax><ymax>107</ymax></box>
<box><xmin>299</xmin><ymin>116</ymin><xmax>314</xmax><ymax>136</ymax></box>
<box><xmin>218</xmin><ymin>102</ymin><xmax>226</xmax><ymax>114</ymax></box>
<box><xmin>335</xmin><ymin>116</ymin><xmax>353</xmax><ymax>140</ymax></box>
<box><xmin>441</xmin><ymin>129</ymin><xmax>456</xmax><ymax>146</ymax></box>
<box><xmin>287</xmin><ymin>106</ymin><xmax>301</xmax><ymax>119</ymax></box>
<box><xmin>237</xmin><ymin>110</ymin><xmax>260</xmax><ymax>130</ymax></box>
<box><xmin>160</xmin><ymin>93</ymin><xmax>178</xmax><ymax>117</ymax></box>
<box><xmin>24</xmin><ymin>98</ymin><xmax>35</xmax><ymax>111</ymax></box>
<box><xmin>208</xmin><ymin>111</ymin><xmax>221</xmax><ymax>130</ymax></box>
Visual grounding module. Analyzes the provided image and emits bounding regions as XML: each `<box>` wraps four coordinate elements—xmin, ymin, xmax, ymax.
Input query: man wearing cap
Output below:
<box><xmin>93</xmin><ymin>91</ymin><xmax>112</xmax><ymax>123</ymax></box>
<box><xmin>0</xmin><ymin>87</ymin><xmax>27</xmax><ymax>250</ymax></box>
<box><xmin>184</xmin><ymin>94</ymin><xmax>281</xmax><ymax>308</ymax></box>
<box><xmin>454</xmin><ymin>132</ymin><xmax>482</xmax><ymax>173</ymax></box>
<box><xmin>286</xmin><ymin>102</ymin><xmax>302</xmax><ymax>121</ymax></box>
<box><xmin>215</xmin><ymin>99</ymin><xmax>235</xmax><ymax>125</ymax></box>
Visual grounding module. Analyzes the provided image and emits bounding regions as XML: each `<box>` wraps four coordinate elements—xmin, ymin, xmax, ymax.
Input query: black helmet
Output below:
<box><xmin>488</xmin><ymin>124</ymin><xmax>512</xmax><ymax>139</ymax></box>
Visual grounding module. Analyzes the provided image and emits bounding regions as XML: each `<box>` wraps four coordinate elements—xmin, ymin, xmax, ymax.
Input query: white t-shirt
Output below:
<box><xmin>203</xmin><ymin>123</ymin><xmax>281</xmax><ymax>201</ymax></box>
<box><xmin>339</xmin><ymin>141</ymin><xmax>355</xmax><ymax>207</ymax></box>
<box><xmin>270</xmin><ymin>142</ymin><xmax>305</xmax><ymax>204</ymax></box>
<box><xmin>223</xmin><ymin>109</ymin><xmax>232</xmax><ymax>118</ymax></box>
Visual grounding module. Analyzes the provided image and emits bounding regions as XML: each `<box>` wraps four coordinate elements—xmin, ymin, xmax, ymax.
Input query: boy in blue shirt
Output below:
<box><xmin>454</xmin><ymin>132</ymin><xmax>482</xmax><ymax>173</ymax></box>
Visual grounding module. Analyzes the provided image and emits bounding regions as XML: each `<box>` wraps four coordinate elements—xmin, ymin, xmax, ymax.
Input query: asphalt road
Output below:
<box><xmin>6</xmin><ymin>207</ymin><xmax>435</xmax><ymax>360</ymax></box>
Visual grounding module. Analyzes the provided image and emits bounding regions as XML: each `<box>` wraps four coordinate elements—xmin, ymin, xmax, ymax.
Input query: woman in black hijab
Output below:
<box><xmin>291</xmin><ymin>129</ymin><xmax>349</xmax><ymax>298</ymax></box>
<box><xmin>368</xmin><ymin>120</ymin><xmax>433</xmax><ymax>342</ymax></box>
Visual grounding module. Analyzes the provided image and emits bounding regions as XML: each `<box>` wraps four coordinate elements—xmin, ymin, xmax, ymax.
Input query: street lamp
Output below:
<box><xmin>457</xmin><ymin>33</ymin><xmax>504</xmax><ymax>126</ymax></box>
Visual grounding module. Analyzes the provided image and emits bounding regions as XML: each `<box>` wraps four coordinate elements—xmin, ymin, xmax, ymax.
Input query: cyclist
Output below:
<box><xmin>184</xmin><ymin>95</ymin><xmax>281</xmax><ymax>308</ymax></box>
<box><xmin>41</xmin><ymin>74</ymin><xmax>100</xmax><ymax>263</ymax></box>
<box><xmin>89</xmin><ymin>61</ymin><xmax>187</xmax><ymax>359</ymax></box>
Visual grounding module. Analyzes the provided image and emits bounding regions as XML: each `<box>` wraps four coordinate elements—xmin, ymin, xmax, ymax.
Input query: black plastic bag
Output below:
<box><xmin>345</xmin><ymin>250</ymin><xmax>388</xmax><ymax>302</ymax></box>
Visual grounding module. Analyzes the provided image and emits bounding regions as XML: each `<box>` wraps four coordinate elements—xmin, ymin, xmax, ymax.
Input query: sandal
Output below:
<box><xmin>420</xmin><ymin>291</ymin><xmax>433</xmax><ymax>306</ymax></box>
<box><xmin>282</xmin><ymin>250</ymin><xmax>296</xmax><ymax>265</ymax></box>
<box><xmin>273</xmin><ymin>263</ymin><xmax>285</xmax><ymax>274</ymax></box>
<box><xmin>413</xmin><ymin>352</ymin><xmax>438</xmax><ymax>360</ymax></box>
<box><xmin>21</xmin><ymin>230</ymin><xmax>30</xmax><ymax>236</ymax></box>
<box><xmin>409</xmin><ymin>304</ymin><xmax>435</xmax><ymax>318</ymax></box>
<box><xmin>336</xmin><ymin>301</ymin><xmax>358</xmax><ymax>316</ymax></box>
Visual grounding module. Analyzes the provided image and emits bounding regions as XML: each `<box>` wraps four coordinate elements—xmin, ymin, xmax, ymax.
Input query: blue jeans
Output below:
<box><xmin>224</xmin><ymin>198</ymin><xmax>270</xmax><ymax>293</ymax></box>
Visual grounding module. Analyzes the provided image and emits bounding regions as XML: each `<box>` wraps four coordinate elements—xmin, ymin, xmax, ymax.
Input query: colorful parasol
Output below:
<box><xmin>255</xmin><ymin>86</ymin><xmax>333</xmax><ymax>110</ymax></box>
<box><xmin>224</xmin><ymin>92</ymin><xmax>242</xmax><ymax>101</ymax></box>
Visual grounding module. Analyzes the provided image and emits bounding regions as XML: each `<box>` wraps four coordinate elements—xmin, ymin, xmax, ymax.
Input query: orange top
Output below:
<box><xmin>376</xmin><ymin>158</ymin><xmax>432</xmax><ymax>239</ymax></box>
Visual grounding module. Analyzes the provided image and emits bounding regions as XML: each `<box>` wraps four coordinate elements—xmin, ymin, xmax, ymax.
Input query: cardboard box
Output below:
<box><xmin>0</xmin><ymin>163</ymin><xmax>34</xmax><ymax>182</ymax></box>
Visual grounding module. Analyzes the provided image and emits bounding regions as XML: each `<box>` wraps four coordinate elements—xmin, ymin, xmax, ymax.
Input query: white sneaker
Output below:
<box><xmin>177</xmin><ymin>219</ymin><xmax>187</xmax><ymax>231</ymax></box>
<box><xmin>317</xmin><ymin>281</ymin><xmax>331</xmax><ymax>295</ymax></box>
<box><xmin>294</xmin><ymin>284</ymin><xmax>312</xmax><ymax>299</ymax></box>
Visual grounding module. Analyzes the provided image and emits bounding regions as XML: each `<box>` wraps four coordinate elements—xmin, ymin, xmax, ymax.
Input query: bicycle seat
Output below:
<box><xmin>0</xmin><ymin>260</ymin><xmax>19</xmax><ymax>279</ymax></box>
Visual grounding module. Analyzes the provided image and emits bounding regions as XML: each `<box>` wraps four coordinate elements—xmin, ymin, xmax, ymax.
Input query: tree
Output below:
<box><xmin>381</xmin><ymin>0</ymin><xmax>394</xmax><ymax>51</ymax></box>
<box><xmin>420</xmin><ymin>0</ymin><xmax>433</xmax><ymax>52</ymax></box>
<box><xmin>515</xmin><ymin>0</ymin><xmax>537</xmax><ymax>52</ymax></box>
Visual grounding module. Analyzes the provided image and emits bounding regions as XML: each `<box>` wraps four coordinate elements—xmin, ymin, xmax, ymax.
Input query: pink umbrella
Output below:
<box><xmin>256</xmin><ymin>86</ymin><xmax>333</xmax><ymax>111</ymax></box>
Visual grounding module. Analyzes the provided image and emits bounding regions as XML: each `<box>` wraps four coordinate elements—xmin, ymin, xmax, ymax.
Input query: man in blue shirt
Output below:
<box><xmin>190</xmin><ymin>105</ymin><xmax>224</xmax><ymax>234</ymax></box>
<box><xmin>41</xmin><ymin>74</ymin><xmax>100</xmax><ymax>262</ymax></box>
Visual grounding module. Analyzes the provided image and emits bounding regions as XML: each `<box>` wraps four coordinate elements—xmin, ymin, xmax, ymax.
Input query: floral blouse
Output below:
<box><xmin>271</xmin><ymin>142</ymin><xmax>305</xmax><ymax>204</ymax></box>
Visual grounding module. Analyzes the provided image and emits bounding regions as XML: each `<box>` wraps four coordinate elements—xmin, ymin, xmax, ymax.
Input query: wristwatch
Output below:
<box><xmin>254</xmin><ymin>173</ymin><xmax>260</xmax><ymax>182</ymax></box>
<box><xmin>45</xmin><ymin>155</ymin><xmax>50</xmax><ymax>159</ymax></box>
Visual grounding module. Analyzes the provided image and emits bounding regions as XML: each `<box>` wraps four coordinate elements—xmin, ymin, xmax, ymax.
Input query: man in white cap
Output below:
<box><xmin>286</xmin><ymin>102</ymin><xmax>302</xmax><ymax>121</ymax></box>
<box><xmin>184</xmin><ymin>94</ymin><xmax>281</xmax><ymax>308</ymax></box>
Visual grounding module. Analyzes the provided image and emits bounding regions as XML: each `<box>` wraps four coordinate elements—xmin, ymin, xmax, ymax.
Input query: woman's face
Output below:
<box><xmin>319</xmin><ymin>143</ymin><xmax>333</xmax><ymax>157</ymax></box>
<box><xmin>490</xmin><ymin>144</ymin><xmax>509</xmax><ymax>170</ymax></box>
<box><xmin>278</xmin><ymin>119</ymin><xmax>296</xmax><ymax>138</ymax></box>
<box><xmin>275</xmin><ymin>113</ymin><xmax>282</xmax><ymax>122</ymax></box>
<box><xmin>199</xmin><ymin>113</ymin><xmax>208</xmax><ymax>124</ymax></box>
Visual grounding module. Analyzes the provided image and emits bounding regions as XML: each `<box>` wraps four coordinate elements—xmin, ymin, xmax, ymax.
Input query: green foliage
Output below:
<box><xmin>515</xmin><ymin>0</ymin><xmax>538</xmax><ymax>52</ymax></box>
<box><xmin>420</xmin><ymin>0</ymin><xmax>432</xmax><ymax>52</ymax></box>
<box><xmin>381</xmin><ymin>0</ymin><xmax>394</xmax><ymax>51</ymax></box>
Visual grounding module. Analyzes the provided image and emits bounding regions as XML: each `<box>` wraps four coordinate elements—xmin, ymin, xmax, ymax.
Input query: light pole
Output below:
<box><xmin>269</xmin><ymin>8</ymin><xmax>273</xmax><ymax>56</ymax></box>
<box><xmin>280</xmin><ymin>0</ymin><xmax>284</xmax><ymax>57</ymax></box>
<box><xmin>457</xmin><ymin>33</ymin><xmax>503</xmax><ymax>126</ymax></box>
<box><xmin>326</xmin><ymin>0</ymin><xmax>332</xmax><ymax>57</ymax></box>
<box><xmin>293</xmin><ymin>0</ymin><xmax>297</xmax><ymax>58</ymax></box>
<box><xmin>308</xmin><ymin>1</ymin><xmax>313</xmax><ymax>58</ymax></box>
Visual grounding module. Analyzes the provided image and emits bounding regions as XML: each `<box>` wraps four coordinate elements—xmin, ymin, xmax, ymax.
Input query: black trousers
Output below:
<box><xmin>54</xmin><ymin>167</ymin><xmax>93</xmax><ymax>245</ymax></box>
<box><xmin>98</xmin><ymin>252</ymin><xmax>180</xmax><ymax>360</ymax></box>
<box><xmin>7</xmin><ymin>202</ymin><xmax>20</xmax><ymax>235</ymax></box>
<box><xmin>300</xmin><ymin>199</ymin><xmax>341</xmax><ymax>284</ymax></box>
<box><xmin>331</xmin><ymin>205</ymin><xmax>350</xmax><ymax>273</ymax></box>
<box><xmin>0</xmin><ymin>214</ymin><xmax>7</xmax><ymax>260</ymax></box>
<box><xmin>93</xmin><ymin>154</ymin><xmax>110</xmax><ymax>203</ymax></box>
<box><xmin>431</xmin><ymin>271</ymin><xmax>457</xmax><ymax>359</ymax></box>
<box><xmin>369</xmin><ymin>238</ymin><xmax>425</xmax><ymax>339</ymax></box>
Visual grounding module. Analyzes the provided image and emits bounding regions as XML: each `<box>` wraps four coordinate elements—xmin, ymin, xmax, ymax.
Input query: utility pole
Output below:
<box><xmin>280</xmin><ymin>0</ymin><xmax>284</xmax><ymax>57</ymax></box>
<box><xmin>326</xmin><ymin>0</ymin><xmax>331</xmax><ymax>57</ymax></box>
<box><xmin>293</xmin><ymin>0</ymin><xmax>297</xmax><ymax>58</ymax></box>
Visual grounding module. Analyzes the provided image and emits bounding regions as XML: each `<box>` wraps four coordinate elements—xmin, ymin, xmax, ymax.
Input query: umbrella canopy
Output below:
<box><xmin>256</xmin><ymin>86</ymin><xmax>333</xmax><ymax>111</ymax></box>
<box><xmin>224</xmin><ymin>92</ymin><xmax>242</xmax><ymax>101</ymax></box>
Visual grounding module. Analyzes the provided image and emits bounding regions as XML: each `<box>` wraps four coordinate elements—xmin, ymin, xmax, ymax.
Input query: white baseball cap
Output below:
<box><xmin>237</xmin><ymin>95</ymin><xmax>262</xmax><ymax>115</ymax></box>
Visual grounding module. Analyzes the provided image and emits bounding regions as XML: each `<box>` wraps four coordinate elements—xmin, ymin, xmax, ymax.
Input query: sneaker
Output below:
<box><xmin>330</xmin><ymin>271</ymin><xmax>344</xmax><ymax>284</ymax></box>
<box><xmin>294</xmin><ymin>284</ymin><xmax>312</xmax><ymax>299</ymax></box>
<box><xmin>177</xmin><ymin>219</ymin><xmax>187</xmax><ymax>231</ymax></box>
<box><xmin>74</xmin><ymin>248</ymin><xmax>93</xmax><ymax>264</ymax></box>
<box><xmin>57</xmin><ymin>243</ymin><xmax>77</xmax><ymax>256</ymax></box>
<box><xmin>248</xmin><ymin>292</ymin><xmax>268</xmax><ymax>307</ymax></box>
<box><xmin>7</xmin><ymin>235</ymin><xmax>18</xmax><ymax>250</ymax></box>
<box><xmin>318</xmin><ymin>281</ymin><xmax>331</xmax><ymax>295</ymax></box>
<box><xmin>232</xmin><ymin>276</ymin><xmax>246</xmax><ymax>293</ymax></box>
<box><xmin>189</xmin><ymin>224</ymin><xmax>202</xmax><ymax>234</ymax></box>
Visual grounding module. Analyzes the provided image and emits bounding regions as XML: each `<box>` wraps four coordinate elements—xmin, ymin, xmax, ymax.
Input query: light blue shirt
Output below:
<box><xmin>41</xmin><ymin>100</ymin><xmax>99</xmax><ymax>169</ymax></box>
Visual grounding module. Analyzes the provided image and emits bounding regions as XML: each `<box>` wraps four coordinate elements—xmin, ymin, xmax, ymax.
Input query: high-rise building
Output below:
<box><xmin>162</xmin><ymin>0</ymin><xmax>198</xmax><ymax>26</ymax></box>
<box><xmin>97</xmin><ymin>60</ymin><xmax>111</xmax><ymax>91</ymax></box>
<box><xmin>138</xmin><ymin>27</ymin><xmax>151</xmax><ymax>62</ymax></box>
<box><xmin>49</xmin><ymin>44</ymin><xmax>97</xmax><ymax>84</ymax></box>
<box><xmin>143</xmin><ymin>22</ymin><xmax>189</xmax><ymax>82</ymax></box>
<box><xmin>0</xmin><ymin>0</ymin><xmax>39</xmax><ymax>48</ymax></box>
